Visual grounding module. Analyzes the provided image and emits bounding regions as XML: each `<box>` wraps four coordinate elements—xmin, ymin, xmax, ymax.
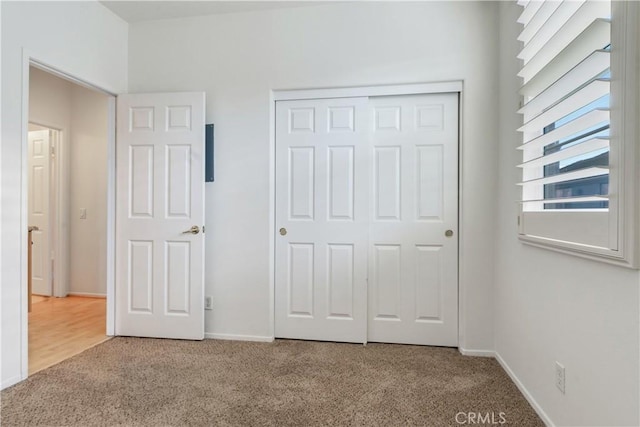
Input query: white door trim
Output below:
<box><xmin>268</xmin><ymin>81</ymin><xmax>464</xmax><ymax>343</ymax></box>
<box><xmin>19</xmin><ymin>49</ymin><xmax>118</xmax><ymax>382</ymax></box>
<box><xmin>273</xmin><ymin>81</ymin><xmax>462</xmax><ymax>101</ymax></box>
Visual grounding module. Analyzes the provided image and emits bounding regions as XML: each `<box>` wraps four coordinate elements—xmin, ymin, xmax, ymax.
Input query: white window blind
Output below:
<box><xmin>518</xmin><ymin>0</ymin><xmax>611</xmax><ymax>215</ymax></box>
<box><xmin>512</xmin><ymin>0</ymin><xmax>630</xmax><ymax>258</ymax></box>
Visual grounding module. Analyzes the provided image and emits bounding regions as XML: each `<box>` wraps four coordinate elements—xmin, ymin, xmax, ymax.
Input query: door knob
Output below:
<box><xmin>445</xmin><ymin>229</ymin><xmax>454</xmax><ymax>237</ymax></box>
<box><xmin>182</xmin><ymin>225</ymin><xmax>200</xmax><ymax>235</ymax></box>
<box><xmin>279</xmin><ymin>228</ymin><xmax>287</xmax><ymax>236</ymax></box>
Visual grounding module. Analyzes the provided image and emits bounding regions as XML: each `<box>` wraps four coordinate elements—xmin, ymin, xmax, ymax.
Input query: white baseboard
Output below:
<box><xmin>459</xmin><ymin>347</ymin><xmax>496</xmax><ymax>357</ymax></box>
<box><xmin>495</xmin><ymin>352</ymin><xmax>554</xmax><ymax>427</ymax></box>
<box><xmin>204</xmin><ymin>333</ymin><xmax>274</xmax><ymax>342</ymax></box>
<box><xmin>67</xmin><ymin>292</ymin><xmax>106</xmax><ymax>298</ymax></box>
<box><xmin>1</xmin><ymin>374</ymin><xmax>24</xmax><ymax>391</ymax></box>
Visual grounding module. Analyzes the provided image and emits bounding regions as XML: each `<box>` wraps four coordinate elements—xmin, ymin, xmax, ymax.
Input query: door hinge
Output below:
<box><xmin>51</xmin><ymin>146</ymin><xmax>55</xmax><ymax>156</ymax></box>
<box><xmin>517</xmin><ymin>215</ymin><xmax>521</xmax><ymax>226</ymax></box>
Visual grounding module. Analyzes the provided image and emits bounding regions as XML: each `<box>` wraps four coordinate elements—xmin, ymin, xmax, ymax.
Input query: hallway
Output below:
<box><xmin>29</xmin><ymin>296</ymin><xmax>107</xmax><ymax>374</ymax></box>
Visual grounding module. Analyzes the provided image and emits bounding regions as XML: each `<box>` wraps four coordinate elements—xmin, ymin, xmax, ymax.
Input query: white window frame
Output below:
<box><xmin>518</xmin><ymin>1</ymin><xmax>639</xmax><ymax>268</ymax></box>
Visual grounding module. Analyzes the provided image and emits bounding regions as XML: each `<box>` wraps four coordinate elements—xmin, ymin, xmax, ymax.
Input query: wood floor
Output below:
<box><xmin>29</xmin><ymin>296</ymin><xmax>108</xmax><ymax>374</ymax></box>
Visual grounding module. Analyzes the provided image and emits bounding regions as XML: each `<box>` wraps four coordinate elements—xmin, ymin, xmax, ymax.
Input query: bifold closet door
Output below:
<box><xmin>275</xmin><ymin>97</ymin><xmax>370</xmax><ymax>343</ymax></box>
<box><xmin>367</xmin><ymin>93</ymin><xmax>459</xmax><ymax>346</ymax></box>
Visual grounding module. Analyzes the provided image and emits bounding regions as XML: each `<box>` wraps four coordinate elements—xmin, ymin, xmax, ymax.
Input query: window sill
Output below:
<box><xmin>518</xmin><ymin>233</ymin><xmax>636</xmax><ymax>269</ymax></box>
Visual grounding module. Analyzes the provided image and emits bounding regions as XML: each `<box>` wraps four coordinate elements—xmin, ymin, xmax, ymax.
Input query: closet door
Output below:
<box><xmin>274</xmin><ymin>97</ymin><xmax>370</xmax><ymax>343</ymax></box>
<box><xmin>368</xmin><ymin>93</ymin><xmax>459</xmax><ymax>346</ymax></box>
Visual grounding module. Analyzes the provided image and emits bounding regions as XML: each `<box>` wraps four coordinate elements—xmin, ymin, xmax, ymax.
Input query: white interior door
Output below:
<box><xmin>368</xmin><ymin>93</ymin><xmax>458</xmax><ymax>346</ymax></box>
<box><xmin>275</xmin><ymin>97</ymin><xmax>370</xmax><ymax>343</ymax></box>
<box><xmin>116</xmin><ymin>92</ymin><xmax>205</xmax><ymax>340</ymax></box>
<box><xmin>28</xmin><ymin>130</ymin><xmax>52</xmax><ymax>296</ymax></box>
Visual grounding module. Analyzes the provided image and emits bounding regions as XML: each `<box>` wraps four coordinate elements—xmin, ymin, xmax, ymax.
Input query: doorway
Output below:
<box><xmin>273</xmin><ymin>88</ymin><xmax>459</xmax><ymax>346</ymax></box>
<box><xmin>27</xmin><ymin>65</ymin><xmax>112</xmax><ymax>374</ymax></box>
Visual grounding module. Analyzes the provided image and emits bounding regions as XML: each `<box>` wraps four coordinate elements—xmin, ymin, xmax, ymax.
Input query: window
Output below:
<box><xmin>516</xmin><ymin>0</ymin><xmax>638</xmax><ymax>266</ymax></box>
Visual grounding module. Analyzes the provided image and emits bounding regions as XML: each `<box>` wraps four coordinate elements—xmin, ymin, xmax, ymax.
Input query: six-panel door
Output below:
<box><xmin>28</xmin><ymin>130</ymin><xmax>52</xmax><ymax>296</ymax></box>
<box><xmin>367</xmin><ymin>93</ymin><xmax>458</xmax><ymax>346</ymax></box>
<box><xmin>115</xmin><ymin>92</ymin><xmax>205</xmax><ymax>340</ymax></box>
<box><xmin>275</xmin><ymin>97</ymin><xmax>370</xmax><ymax>343</ymax></box>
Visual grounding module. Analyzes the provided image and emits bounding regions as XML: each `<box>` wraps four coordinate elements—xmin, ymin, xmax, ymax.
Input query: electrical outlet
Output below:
<box><xmin>80</xmin><ymin>208</ymin><xmax>87</xmax><ymax>219</ymax></box>
<box><xmin>555</xmin><ymin>361</ymin><xmax>565</xmax><ymax>394</ymax></box>
<box><xmin>205</xmin><ymin>296</ymin><xmax>213</xmax><ymax>311</ymax></box>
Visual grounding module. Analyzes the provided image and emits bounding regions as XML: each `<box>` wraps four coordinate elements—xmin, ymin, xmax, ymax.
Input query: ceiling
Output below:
<box><xmin>99</xmin><ymin>1</ymin><xmax>328</xmax><ymax>23</ymax></box>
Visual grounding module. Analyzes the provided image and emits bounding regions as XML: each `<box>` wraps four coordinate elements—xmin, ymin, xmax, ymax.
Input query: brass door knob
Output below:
<box><xmin>182</xmin><ymin>225</ymin><xmax>200</xmax><ymax>235</ymax></box>
<box><xmin>279</xmin><ymin>228</ymin><xmax>287</xmax><ymax>236</ymax></box>
<box><xmin>445</xmin><ymin>229</ymin><xmax>454</xmax><ymax>237</ymax></box>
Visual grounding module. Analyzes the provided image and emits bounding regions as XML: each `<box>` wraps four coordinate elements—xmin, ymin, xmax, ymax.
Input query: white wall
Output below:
<box><xmin>128</xmin><ymin>2</ymin><xmax>499</xmax><ymax>348</ymax></box>
<box><xmin>29</xmin><ymin>67</ymin><xmax>72</xmax><ymax>132</ymax></box>
<box><xmin>495</xmin><ymin>3</ymin><xmax>639</xmax><ymax>426</ymax></box>
<box><xmin>68</xmin><ymin>84</ymin><xmax>109</xmax><ymax>296</ymax></box>
<box><xmin>1</xmin><ymin>0</ymin><xmax>127</xmax><ymax>389</ymax></box>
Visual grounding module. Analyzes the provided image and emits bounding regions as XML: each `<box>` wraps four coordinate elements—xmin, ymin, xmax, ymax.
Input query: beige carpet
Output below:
<box><xmin>1</xmin><ymin>337</ymin><xmax>543</xmax><ymax>426</ymax></box>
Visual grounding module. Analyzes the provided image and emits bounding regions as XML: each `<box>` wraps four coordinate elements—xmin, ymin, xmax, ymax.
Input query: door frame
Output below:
<box><xmin>19</xmin><ymin>50</ymin><xmax>118</xmax><ymax>381</ymax></box>
<box><xmin>268</xmin><ymin>81</ymin><xmax>464</xmax><ymax>343</ymax></box>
